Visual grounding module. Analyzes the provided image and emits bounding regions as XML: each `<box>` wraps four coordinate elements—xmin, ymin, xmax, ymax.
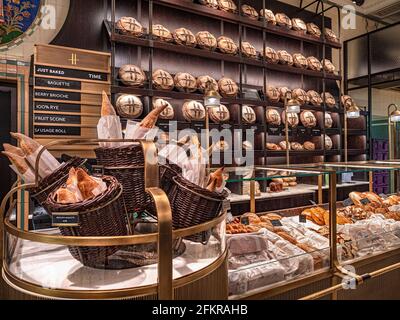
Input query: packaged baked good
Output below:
<box><xmin>218</xmin><ymin>77</ymin><xmax>239</xmax><ymax>97</ymax></box>
<box><xmin>197</xmin><ymin>75</ymin><xmax>218</xmax><ymax>93</ymax></box>
<box><xmin>228</xmin><ymin>251</ymin><xmax>270</xmax><ymax>270</ymax></box>
<box><xmin>307</xmin><ymin>56</ymin><xmax>322</xmax><ymax>71</ymax></box>
<box><xmin>292</xmin><ymin>53</ymin><xmax>309</xmax><ymax>69</ymax></box>
<box><xmin>278</xmin><ymin>87</ymin><xmax>292</xmax><ymax>101</ymax></box>
<box><xmin>218</xmin><ymin>0</ymin><xmax>237</xmax><ymax>13</ymax></box>
<box><xmin>152</xmin><ymin>69</ymin><xmax>174</xmax><ymax>90</ymax></box>
<box><xmin>291</xmin><ymin>18</ymin><xmax>307</xmax><ymax>33</ymax></box>
<box><xmin>261</xmin><ymin>213</ymin><xmax>283</xmax><ymax>221</ymax></box>
<box><xmin>306</xmin><ymin>22</ymin><xmax>321</xmax><ymax>37</ymax></box>
<box><xmin>116</xmin><ymin>17</ymin><xmax>143</xmax><ymax>37</ymax></box>
<box><xmin>199</xmin><ymin>0</ymin><xmax>219</xmax><ymax>9</ymax></box>
<box><xmin>300</xmin><ymin>110</ymin><xmax>317</xmax><ymax>128</ymax></box>
<box><xmin>321</xmin><ymin>59</ymin><xmax>335</xmax><ymax>73</ymax></box>
<box><xmin>217</xmin><ymin>36</ymin><xmax>238</xmax><ymax>55</ymax></box>
<box><xmin>208</xmin><ymin>104</ymin><xmax>230</xmax><ymax>123</ymax></box>
<box><xmin>153</xmin><ymin>98</ymin><xmax>174</xmax><ymax>120</ymax></box>
<box><xmin>241</xmin><ymin>41</ymin><xmax>258</xmax><ymax>59</ymax></box>
<box><xmin>303</xmin><ymin>141</ymin><xmax>315</xmax><ymax>151</ymax></box>
<box><xmin>196</xmin><ymin>31</ymin><xmax>217</xmax><ymax>51</ymax></box>
<box><xmin>242</xmin><ymin>105</ymin><xmax>256</xmax><ymax>124</ymax></box>
<box><xmin>259</xmin><ymin>9</ymin><xmax>276</xmax><ymax>25</ymax></box>
<box><xmin>322</xmin><ymin>92</ymin><xmax>336</xmax><ymax>108</ymax></box>
<box><xmin>227</xmin><ymin>234</ymin><xmax>268</xmax><ymax>255</ymax></box>
<box><xmin>173</xmin><ymin>27</ymin><xmax>197</xmax><ymax>47</ymax></box>
<box><xmin>324</xmin><ymin>112</ymin><xmax>333</xmax><ymax>128</ymax></box>
<box><xmin>182</xmin><ymin>100</ymin><xmax>206</xmax><ymax>121</ymax></box>
<box><xmin>266</xmin><ymin>108</ymin><xmax>281</xmax><ymax>125</ymax></box>
<box><xmin>241</xmin><ymin>4</ymin><xmax>258</xmax><ymax>20</ymax></box>
<box><xmin>275</xmin><ymin>13</ymin><xmax>292</xmax><ymax>29</ymax></box>
<box><xmin>292</xmin><ymin>88</ymin><xmax>308</xmax><ymax>105</ymax></box>
<box><xmin>281</xmin><ymin>110</ymin><xmax>299</xmax><ymax>127</ymax></box>
<box><xmin>325</xmin><ymin>28</ymin><xmax>339</xmax><ymax>42</ymax></box>
<box><xmin>174</xmin><ymin>72</ymin><xmax>197</xmax><ymax>92</ymax></box>
<box><xmin>263</xmin><ymin>47</ymin><xmax>279</xmax><ymax>64</ymax></box>
<box><xmin>115</xmin><ymin>94</ymin><xmax>143</xmax><ymax>119</ymax></box>
<box><xmin>325</xmin><ymin>135</ymin><xmax>333</xmax><ymax>150</ymax></box>
<box><xmin>119</xmin><ymin>64</ymin><xmax>146</xmax><ymax>87</ymax></box>
<box><xmin>152</xmin><ymin>24</ymin><xmax>173</xmax><ymax>42</ymax></box>
<box><xmin>277</xmin><ymin>50</ymin><xmax>293</xmax><ymax>65</ymax></box>
<box><xmin>307</xmin><ymin>90</ymin><xmax>323</xmax><ymax>106</ymax></box>
<box><xmin>265</xmin><ymin>86</ymin><xmax>280</xmax><ymax>102</ymax></box>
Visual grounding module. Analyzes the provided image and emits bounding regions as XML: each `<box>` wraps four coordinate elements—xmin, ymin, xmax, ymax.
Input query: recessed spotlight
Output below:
<box><xmin>352</xmin><ymin>0</ymin><xmax>365</xmax><ymax>6</ymax></box>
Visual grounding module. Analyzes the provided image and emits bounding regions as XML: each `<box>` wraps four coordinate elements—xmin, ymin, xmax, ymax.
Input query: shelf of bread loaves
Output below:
<box><xmin>105</xmin><ymin>19</ymin><xmax>341</xmax><ymax>81</ymax></box>
<box><xmin>148</xmin><ymin>0</ymin><xmax>342</xmax><ymax>49</ymax></box>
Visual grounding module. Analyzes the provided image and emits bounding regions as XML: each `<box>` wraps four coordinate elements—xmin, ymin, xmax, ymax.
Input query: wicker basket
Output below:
<box><xmin>30</xmin><ymin>157</ymin><xmax>86</xmax><ymax>206</ymax></box>
<box><xmin>160</xmin><ymin>164</ymin><xmax>181</xmax><ymax>195</ymax></box>
<box><xmin>46</xmin><ymin>175</ymin><xmax>130</xmax><ymax>268</ymax></box>
<box><xmin>167</xmin><ymin>174</ymin><xmax>228</xmax><ymax>243</ymax></box>
<box><xmin>95</xmin><ymin>144</ymin><xmax>153</xmax><ymax>214</ymax></box>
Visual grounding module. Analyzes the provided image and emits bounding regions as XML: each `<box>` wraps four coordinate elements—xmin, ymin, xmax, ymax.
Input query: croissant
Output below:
<box><xmin>10</xmin><ymin>132</ymin><xmax>41</xmax><ymax>156</ymax></box>
<box><xmin>206</xmin><ymin>167</ymin><xmax>224</xmax><ymax>192</ymax></box>
<box><xmin>140</xmin><ymin>102</ymin><xmax>169</xmax><ymax>128</ymax></box>
<box><xmin>3</xmin><ymin>143</ymin><xmax>25</xmax><ymax>157</ymax></box>
<box><xmin>101</xmin><ymin>91</ymin><xmax>116</xmax><ymax>116</ymax></box>
<box><xmin>76</xmin><ymin>168</ymin><xmax>100</xmax><ymax>200</ymax></box>
<box><xmin>2</xmin><ymin>151</ymin><xmax>29</xmax><ymax>174</ymax></box>
<box><xmin>56</xmin><ymin>188</ymin><xmax>78</xmax><ymax>204</ymax></box>
<box><xmin>66</xmin><ymin>167</ymin><xmax>78</xmax><ymax>186</ymax></box>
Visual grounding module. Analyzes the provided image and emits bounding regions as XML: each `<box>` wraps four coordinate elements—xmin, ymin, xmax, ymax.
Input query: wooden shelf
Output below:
<box><xmin>344</xmin><ymin>149</ymin><xmax>367</xmax><ymax>156</ymax></box>
<box><xmin>149</xmin><ymin>0</ymin><xmax>342</xmax><ymax>50</ymax></box>
<box><xmin>345</xmin><ymin>129</ymin><xmax>367</xmax><ymax>136</ymax></box>
<box><xmin>325</xmin><ymin>150</ymin><xmax>341</xmax><ymax>156</ymax></box>
<box><xmin>266</xmin><ymin>150</ymin><xmax>324</xmax><ymax>157</ymax></box>
<box><xmin>105</xmin><ymin>21</ymin><xmax>341</xmax><ymax>81</ymax></box>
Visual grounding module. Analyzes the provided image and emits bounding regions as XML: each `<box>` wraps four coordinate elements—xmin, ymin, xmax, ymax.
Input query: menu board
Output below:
<box><xmin>33</xmin><ymin>44</ymin><xmax>111</xmax><ymax>156</ymax></box>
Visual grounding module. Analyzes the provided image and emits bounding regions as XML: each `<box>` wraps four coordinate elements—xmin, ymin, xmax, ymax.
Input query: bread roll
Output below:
<box><xmin>119</xmin><ymin>64</ymin><xmax>146</xmax><ymax>87</ymax></box>
<box><xmin>116</xmin><ymin>17</ymin><xmax>143</xmax><ymax>37</ymax></box>
<box><xmin>281</xmin><ymin>110</ymin><xmax>299</xmax><ymax>127</ymax></box>
<box><xmin>218</xmin><ymin>77</ymin><xmax>238</xmax><ymax>97</ymax></box>
<box><xmin>197</xmin><ymin>75</ymin><xmax>218</xmax><ymax>93</ymax></box>
<box><xmin>196</xmin><ymin>31</ymin><xmax>217</xmax><ymax>51</ymax></box>
<box><xmin>173</xmin><ymin>27</ymin><xmax>196</xmax><ymax>47</ymax></box>
<box><xmin>265</xmin><ymin>86</ymin><xmax>280</xmax><ymax>102</ymax></box>
<box><xmin>292</xmin><ymin>53</ymin><xmax>308</xmax><ymax>69</ymax></box>
<box><xmin>300</xmin><ymin>110</ymin><xmax>317</xmax><ymax>128</ymax></box>
<box><xmin>264</xmin><ymin>47</ymin><xmax>279</xmax><ymax>64</ymax></box>
<box><xmin>153</xmin><ymin>98</ymin><xmax>174</xmax><ymax>120</ymax></box>
<box><xmin>152</xmin><ymin>24</ymin><xmax>173</xmax><ymax>42</ymax></box>
<box><xmin>275</xmin><ymin>13</ymin><xmax>292</xmax><ymax>28</ymax></box>
<box><xmin>259</xmin><ymin>9</ymin><xmax>276</xmax><ymax>25</ymax></box>
<box><xmin>241</xmin><ymin>4</ymin><xmax>258</xmax><ymax>20</ymax></box>
<box><xmin>266</xmin><ymin>108</ymin><xmax>281</xmax><ymax>125</ymax></box>
<box><xmin>217</xmin><ymin>36</ymin><xmax>238</xmax><ymax>55</ymax></box>
<box><xmin>174</xmin><ymin>72</ymin><xmax>197</xmax><ymax>92</ymax></box>
<box><xmin>306</xmin><ymin>22</ymin><xmax>321</xmax><ymax>37</ymax></box>
<box><xmin>241</xmin><ymin>41</ymin><xmax>258</xmax><ymax>59</ymax></box>
<box><xmin>152</xmin><ymin>69</ymin><xmax>174</xmax><ymax>91</ymax></box>
<box><xmin>291</xmin><ymin>18</ymin><xmax>307</xmax><ymax>32</ymax></box>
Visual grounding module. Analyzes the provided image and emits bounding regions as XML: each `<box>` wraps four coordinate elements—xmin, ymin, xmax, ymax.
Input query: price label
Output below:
<box><xmin>52</xmin><ymin>212</ymin><xmax>79</xmax><ymax>227</ymax></box>
<box><xmin>298</xmin><ymin>127</ymin><xmax>307</xmax><ymax>135</ymax></box>
<box><xmin>91</xmin><ymin>165</ymin><xmax>104</xmax><ymax>177</ymax></box>
<box><xmin>343</xmin><ymin>198</ymin><xmax>354</xmax><ymax>207</ymax></box>
<box><xmin>312</xmin><ymin>128</ymin><xmax>321</xmax><ymax>136</ymax></box>
<box><xmin>299</xmin><ymin>215</ymin><xmax>307</xmax><ymax>223</ymax></box>
<box><xmin>360</xmin><ymin>198</ymin><xmax>370</xmax><ymax>205</ymax></box>
<box><xmin>240</xmin><ymin>216</ymin><xmax>250</xmax><ymax>225</ymax></box>
<box><xmin>222</xmin><ymin>199</ymin><xmax>231</xmax><ymax>212</ymax></box>
<box><xmin>268</xmin><ymin>126</ymin><xmax>281</xmax><ymax>135</ymax></box>
<box><xmin>271</xmin><ymin>219</ymin><xmax>283</xmax><ymax>227</ymax></box>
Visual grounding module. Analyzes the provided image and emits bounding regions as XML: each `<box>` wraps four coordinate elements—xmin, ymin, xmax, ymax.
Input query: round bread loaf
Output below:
<box><xmin>322</xmin><ymin>92</ymin><xmax>336</xmax><ymax>108</ymax></box>
<box><xmin>278</xmin><ymin>50</ymin><xmax>293</xmax><ymax>65</ymax></box>
<box><xmin>199</xmin><ymin>0</ymin><xmax>219</xmax><ymax>9</ymax></box>
<box><xmin>324</xmin><ymin>112</ymin><xmax>333</xmax><ymax>128</ymax></box>
<box><xmin>307</xmin><ymin>56</ymin><xmax>322</xmax><ymax>71</ymax></box>
<box><xmin>303</xmin><ymin>141</ymin><xmax>315</xmax><ymax>150</ymax></box>
<box><xmin>153</xmin><ymin>98</ymin><xmax>174</xmax><ymax>120</ymax></box>
<box><xmin>321</xmin><ymin>59</ymin><xmax>335</xmax><ymax>73</ymax></box>
<box><xmin>218</xmin><ymin>77</ymin><xmax>239</xmax><ymax>97</ymax></box>
<box><xmin>182</xmin><ymin>100</ymin><xmax>206</xmax><ymax>121</ymax></box>
<box><xmin>119</xmin><ymin>64</ymin><xmax>146</xmax><ymax>87</ymax></box>
<box><xmin>264</xmin><ymin>47</ymin><xmax>279</xmax><ymax>64</ymax></box>
<box><xmin>300</xmin><ymin>110</ymin><xmax>317</xmax><ymax>128</ymax></box>
<box><xmin>282</xmin><ymin>110</ymin><xmax>299</xmax><ymax>127</ymax></box>
<box><xmin>116</xmin><ymin>17</ymin><xmax>144</xmax><ymax>36</ymax></box>
<box><xmin>152</xmin><ymin>69</ymin><xmax>174</xmax><ymax>90</ymax></box>
<box><xmin>196</xmin><ymin>31</ymin><xmax>217</xmax><ymax>51</ymax></box>
<box><xmin>241</xmin><ymin>4</ymin><xmax>258</xmax><ymax>20</ymax></box>
<box><xmin>266</xmin><ymin>143</ymin><xmax>281</xmax><ymax>151</ymax></box>
<box><xmin>278</xmin><ymin>87</ymin><xmax>292</xmax><ymax>101</ymax></box>
<box><xmin>197</xmin><ymin>75</ymin><xmax>218</xmax><ymax>93</ymax></box>
<box><xmin>291</xmin><ymin>142</ymin><xmax>303</xmax><ymax>150</ymax></box>
<box><xmin>279</xmin><ymin>141</ymin><xmax>290</xmax><ymax>150</ymax></box>
<box><xmin>275</xmin><ymin>13</ymin><xmax>292</xmax><ymax>28</ymax></box>
<box><xmin>341</xmin><ymin>95</ymin><xmax>354</xmax><ymax>109</ymax></box>
<box><xmin>242</xmin><ymin>105</ymin><xmax>256</xmax><ymax>124</ymax></box>
<box><xmin>291</xmin><ymin>18</ymin><xmax>307</xmax><ymax>32</ymax></box>
<box><xmin>116</xmin><ymin>94</ymin><xmax>143</xmax><ymax>119</ymax></box>
<box><xmin>174</xmin><ymin>72</ymin><xmax>197</xmax><ymax>92</ymax></box>
<box><xmin>242</xmin><ymin>140</ymin><xmax>253</xmax><ymax>150</ymax></box>
<box><xmin>266</xmin><ymin>108</ymin><xmax>281</xmax><ymax>125</ymax></box>
<box><xmin>265</xmin><ymin>86</ymin><xmax>280</xmax><ymax>102</ymax></box>
<box><xmin>292</xmin><ymin>53</ymin><xmax>309</xmax><ymax>69</ymax></box>
<box><xmin>152</xmin><ymin>24</ymin><xmax>173</xmax><ymax>42</ymax></box>
<box><xmin>307</xmin><ymin>22</ymin><xmax>321</xmax><ymax>37</ymax></box>
<box><xmin>292</xmin><ymin>88</ymin><xmax>308</xmax><ymax>105</ymax></box>
<box><xmin>241</xmin><ymin>41</ymin><xmax>258</xmax><ymax>59</ymax></box>
<box><xmin>325</xmin><ymin>28</ymin><xmax>339</xmax><ymax>42</ymax></box>
<box><xmin>259</xmin><ymin>9</ymin><xmax>276</xmax><ymax>25</ymax></box>
<box><xmin>325</xmin><ymin>135</ymin><xmax>333</xmax><ymax>150</ymax></box>
<box><xmin>217</xmin><ymin>36</ymin><xmax>238</xmax><ymax>54</ymax></box>
<box><xmin>307</xmin><ymin>90</ymin><xmax>323</xmax><ymax>106</ymax></box>
<box><xmin>173</xmin><ymin>27</ymin><xmax>197</xmax><ymax>47</ymax></box>
<box><xmin>209</xmin><ymin>104</ymin><xmax>230</xmax><ymax>123</ymax></box>
<box><xmin>218</xmin><ymin>0</ymin><xmax>237</xmax><ymax>13</ymax></box>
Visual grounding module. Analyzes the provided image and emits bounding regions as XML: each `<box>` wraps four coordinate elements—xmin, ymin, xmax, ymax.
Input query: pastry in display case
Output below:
<box><xmin>217</xmin><ymin>36</ymin><xmax>238</xmax><ymax>55</ymax></box>
<box><xmin>218</xmin><ymin>77</ymin><xmax>239</xmax><ymax>97</ymax></box>
<box><xmin>174</xmin><ymin>72</ymin><xmax>197</xmax><ymax>92</ymax></box>
<box><xmin>241</xmin><ymin>4</ymin><xmax>258</xmax><ymax>20</ymax></box>
<box><xmin>118</xmin><ymin>64</ymin><xmax>147</xmax><ymax>87</ymax></box>
<box><xmin>264</xmin><ymin>47</ymin><xmax>279</xmax><ymax>64</ymax></box>
<box><xmin>197</xmin><ymin>75</ymin><xmax>219</xmax><ymax>93</ymax></box>
<box><xmin>173</xmin><ymin>27</ymin><xmax>197</xmax><ymax>47</ymax></box>
<box><xmin>152</xmin><ymin>24</ymin><xmax>173</xmax><ymax>42</ymax></box>
<box><xmin>241</xmin><ymin>41</ymin><xmax>258</xmax><ymax>59</ymax></box>
<box><xmin>115</xmin><ymin>94</ymin><xmax>143</xmax><ymax>119</ymax></box>
<box><xmin>152</xmin><ymin>69</ymin><xmax>174</xmax><ymax>91</ymax></box>
<box><xmin>116</xmin><ymin>17</ymin><xmax>144</xmax><ymax>36</ymax></box>
<box><xmin>259</xmin><ymin>9</ymin><xmax>277</xmax><ymax>25</ymax></box>
<box><xmin>196</xmin><ymin>31</ymin><xmax>217</xmax><ymax>50</ymax></box>
<box><xmin>275</xmin><ymin>13</ymin><xmax>292</xmax><ymax>29</ymax></box>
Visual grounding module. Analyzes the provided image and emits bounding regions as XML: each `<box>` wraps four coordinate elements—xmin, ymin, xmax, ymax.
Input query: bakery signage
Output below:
<box><xmin>35</xmin><ymin>65</ymin><xmax>108</xmax><ymax>82</ymax></box>
<box><xmin>34</xmin><ymin>126</ymin><xmax>81</xmax><ymax>136</ymax></box>
<box><xmin>51</xmin><ymin>212</ymin><xmax>80</xmax><ymax>227</ymax></box>
<box><xmin>34</xmin><ymin>114</ymin><xmax>81</xmax><ymax>124</ymax></box>
<box><xmin>34</xmin><ymin>102</ymin><xmax>81</xmax><ymax>113</ymax></box>
<box><xmin>34</xmin><ymin>89</ymin><xmax>81</xmax><ymax>102</ymax></box>
<box><xmin>35</xmin><ymin>77</ymin><xmax>82</xmax><ymax>90</ymax></box>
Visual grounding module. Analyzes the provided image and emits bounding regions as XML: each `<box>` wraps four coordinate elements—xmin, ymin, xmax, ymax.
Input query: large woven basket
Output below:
<box><xmin>167</xmin><ymin>174</ymin><xmax>228</xmax><ymax>243</ymax></box>
<box><xmin>30</xmin><ymin>157</ymin><xmax>86</xmax><ymax>205</ymax></box>
<box><xmin>159</xmin><ymin>163</ymin><xmax>182</xmax><ymax>195</ymax></box>
<box><xmin>95</xmin><ymin>144</ymin><xmax>153</xmax><ymax>214</ymax></box>
<box><xmin>46</xmin><ymin>175</ymin><xmax>130</xmax><ymax>268</ymax></box>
